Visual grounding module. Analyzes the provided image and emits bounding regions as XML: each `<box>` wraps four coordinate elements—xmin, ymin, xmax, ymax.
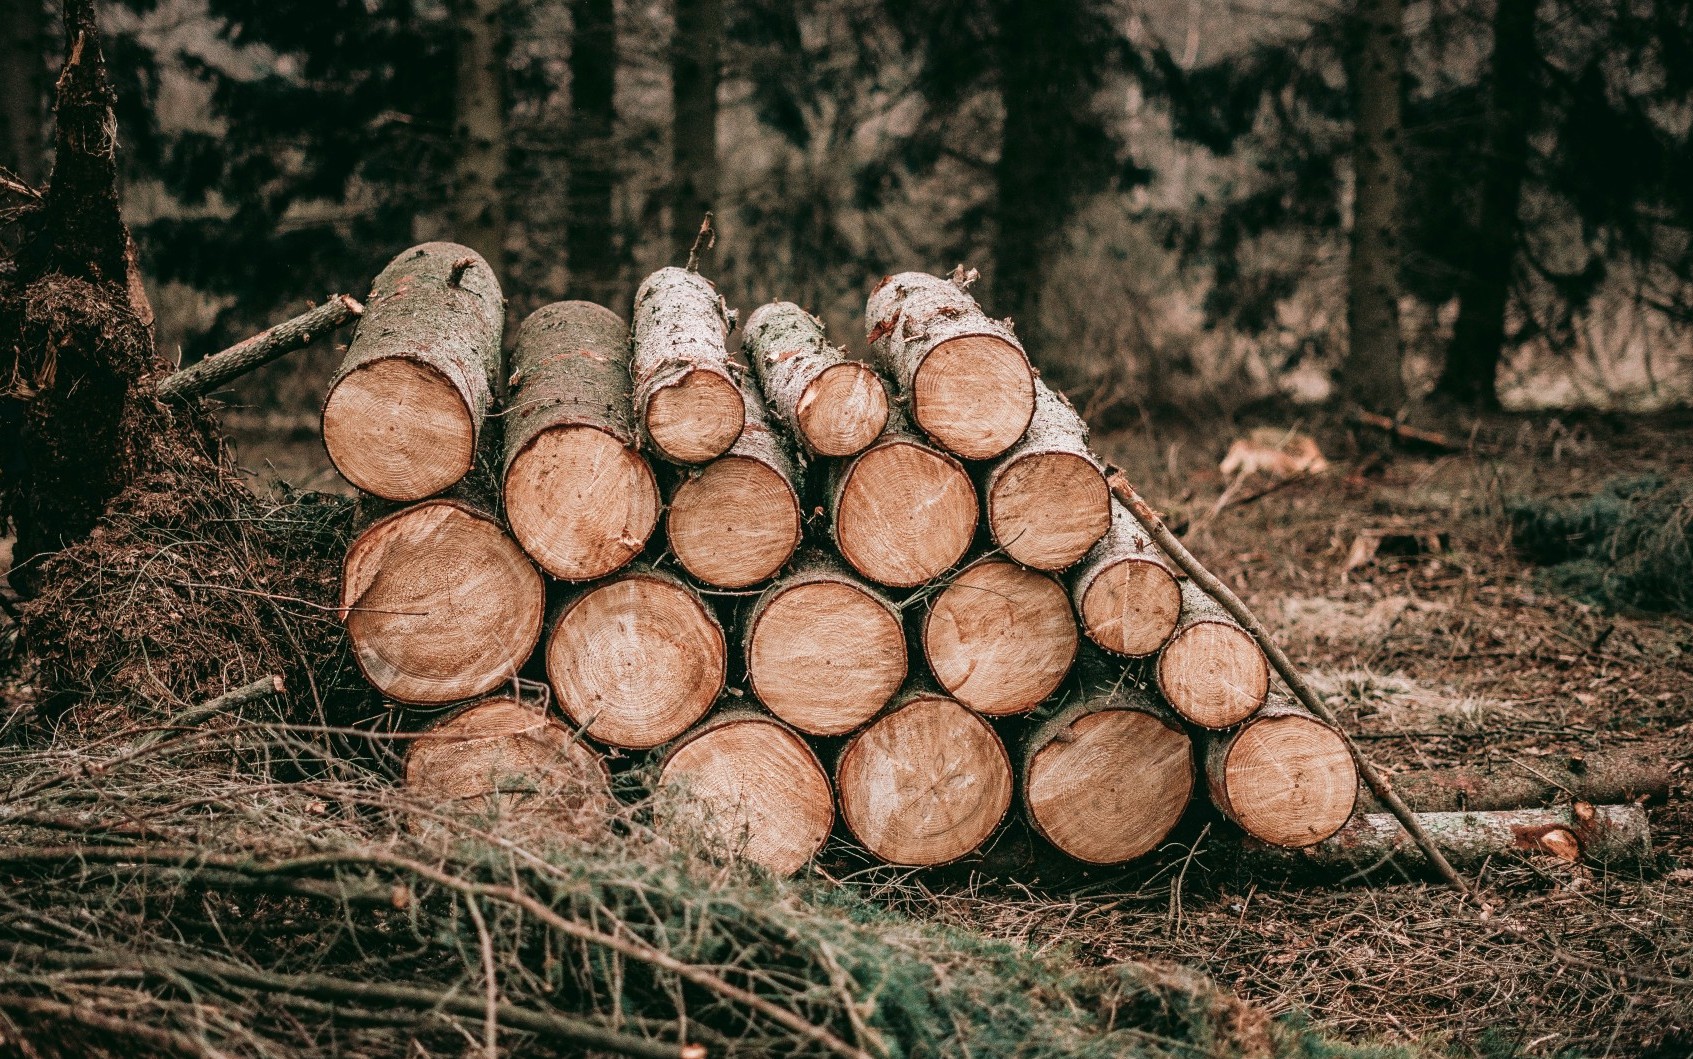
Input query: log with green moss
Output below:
<box><xmin>631</xmin><ymin>266</ymin><xmax>744</xmax><ymax>464</ymax></box>
<box><xmin>744</xmin><ymin>300</ymin><xmax>888</xmax><ymax>457</ymax></box>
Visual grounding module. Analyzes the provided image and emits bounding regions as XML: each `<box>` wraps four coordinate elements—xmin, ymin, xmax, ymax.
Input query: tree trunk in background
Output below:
<box><xmin>670</xmin><ymin>0</ymin><xmax>721</xmax><ymax>261</ymax></box>
<box><xmin>992</xmin><ymin>0</ymin><xmax>1053</xmax><ymax>337</ymax></box>
<box><xmin>0</xmin><ymin>0</ymin><xmax>47</xmax><ymax>183</ymax></box>
<box><xmin>1340</xmin><ymin>0</ymin><xmax>1407</xmax><ymax>412</ymax></box>
<box><xmin>566</xmin><ymin>0</ymin><xmax>621</xmax><ymax>306</ymax></box>
<box><xmin>1436</xmin><ymin>0</ymin><xmax>1538</xmax><ymax>409</ymax></box>
<box><xmin>449</xmin><ymin>0</ymin><xmax>508</xmax><ymax>278</ymax></box>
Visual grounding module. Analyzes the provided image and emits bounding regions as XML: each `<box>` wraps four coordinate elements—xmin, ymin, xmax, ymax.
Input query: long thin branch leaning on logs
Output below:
<box><xmin>158</xmin><ymin>295</ymin><xmax>364</xmax><ymax>400</ymax></box>
<box><xmin>1106</xmin><ymin>470</ymin><xmax>1476</xmax><ymax>899</ymax></box>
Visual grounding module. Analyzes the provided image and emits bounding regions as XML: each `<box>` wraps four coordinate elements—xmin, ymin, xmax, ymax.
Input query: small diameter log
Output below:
<box><xmin>921</xmin><ymin>557</ymin><xmax>1076</xmax><ymax>717</ymax></box>
<box><xmin>1239</xmin><ymin>804</ymin><xmax>1651</xmax><ymax>877</ymax></box>
<box><xmin>826</xmin><ymin>410</ymin><xmax>978</xmax><ymax>588</ymax></box>
<box><xmin>341</xmin><ymin>500</ymin><xmax>544</xmax><ymax>705</ymax></box>
<box><xmin>631</xmin><ymin>266</ymin><xmax>744</xmax><ymax>464</ymax></box>
<box><xmin>835</xmin><ymin>687</ymin><xmax>1014</xmax><ymax>866</ymax></box>
<box><xmin>1362</xmin><ymin>749</ymin><xmax>1671</xmax><ymax>814</ymax></box>
<box><xmin>1023</xmin><ymin>659</ymin><xmax>1194</xmax><ymax>864</ymax></box>
<box><xmin>665</xmin><ymin>381</ymin><xmax>802</xmax><ymax>589</ymax></box>
<box><xmin>657</xmin><ymin>711</ymin><xmax>834</xmax><ymax>876</ymax></box>
<box><xmin>982</xmin><ymin>378</ymin><xmax>1110</xmax><ymax>571</ymax></box>
<box><xmin>503</xmin><ymin>301</ymin><xmax>660</xmax><ymax>581</ymax></box>
<box><xmin>1157</xmin><ymin>578</ymin><xmax>1270</xmax><ymax>728</ymax></box>
<box><xmin>159</xmin><ymin>294</ymin><xmax>363</xmax><ymax>400</ymax></box>
<box><xmin>744</xmin><ymin>301</ymin><xmax>888</xmax><ymax>457</ymax></box>
<box><xmin>545</xmin><ymin>567</ymin><xmax>726</xmax><ymax>749</ymax></box>
<box><xmin>865</xmin><ymin>270</ymin><xmax>1034</xmax><ymax>459</ymax></box>
<box><xmin>323</xmin><ymin>243</ymin><xmax>504</xmax><ymax>501</ymax></box>
<box><xmin>1068</xmin><ymin>500</ymin><xmax>1181</xmax><ymax>657</ymax></box>
<box><xmin>404</xmin><ymin>695</ymin><xmax>613</xmax><ymax>831</ymax></box>
<box><xmin>1206</xmin><ymin>698</ymin><xmax>1359</xmax><ymax>848</ymax></box>
<box><xmin>743</xmin><ymin>552</ymin><xmax>907</xmax><ymax>736</ymax></box>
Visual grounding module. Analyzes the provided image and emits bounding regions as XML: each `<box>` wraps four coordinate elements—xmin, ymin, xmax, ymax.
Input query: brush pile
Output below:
<box><xmin>328</xmin><ymin>242</ymin><xmax>1362</xmax><ymax>877</ymax></box>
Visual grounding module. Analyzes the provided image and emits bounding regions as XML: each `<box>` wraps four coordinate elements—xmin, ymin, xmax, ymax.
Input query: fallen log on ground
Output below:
<box><xmin>1364</xmin><ymin>749</ymin><xmax>1671</xmax><ymax>814</ymax></box>
<box><xmin>631</xmin><ymin>266</ymin><xmax>743</xmax><ymax>464</ymax></box>
<box><xmin>503</xmin><ymin>300</ymin><xmax>659</xmax><ymax>581</ymax></box>
<box><xmin>982</xmin><ymin>378</ymin><xmax>1110</xmax><ymax>571</ymax></box>
<box><xmin>744</xmin><ymin>300</ymin><xmax>888</xmax><ymax>457</ymax></box>
<box><xmin>921</xmin><ymin>556</ymin><xmax>1077</xmax><ymax>717</ymax></box>
<box><xmin>1067</xmin><ymin>499</ymin><xmax>1182</xmax><ymax>657</ymax></box>
<box><xmin>1157</xmin><ymin>578</ymin><xmax>1271</xmax><ymax>729</ymax></box>
<box><xmin>322</xmin><ymin>242</ymin><xmax>504</xmax><ymax>501</ymax></box>
<box><xmin>1205</xmin><ymin>698</ymin><xmax>1359</xmax><ymax>847</ymax></box>
<box><xmin>160</xmin><ymin>294</ymin><xmax>363</xmax><ymax>400</ymax></box>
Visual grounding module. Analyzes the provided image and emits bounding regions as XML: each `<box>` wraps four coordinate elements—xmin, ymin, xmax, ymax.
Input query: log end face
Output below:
<box><xmin>668</xmin><ymin>456</ymin><xmax>802</xmax><ymax>589</ymax></box>
<box><xmin>837</xmin><ymin>441</ymin><xmax>978</xmax><ymax>588</ymax></box>
<box><xmin>989</xmin><ymin>452</ymin><xmax>1111</xmax><ymax>571</ymax></box>
<box><xmin>748</xmin><ymin>579</ymin><xmax>907</xmax><ymax>735</ymax></box>
<box><xmin>913</xmin><ymin>335</ymin><xmax>1034</xmax><ymax>459</ymax></box>
<box><xmin>1158</xmin><ymin>620</ymin><xmax>1270</xmax><ymax>728</ymax></box>
<box><xmin>324</xmin><ymin>357</ymin><xmax>476</xmax><ymax>501</ymax></box>
<box><xmin>1026</xmin><ymin>710</ymin><xmax>1194</xmax><ymax>863</ymax></box>
<box><xmin>924</xmin><ymin>560</ymin><xmax>1076</xmax><ymax>717</ymax></box>
<box><xmin>646</xmin><ymin>368</ymin><xmax>745</xmax><ymax>464</ymax></box>
<box><xmin>1224</xmin><ymin>715</ymin><xmax>1358</xmax><ymax>847</ymax></box>
<box><xmin>798</xmin><ymin>362</ymin><xmax>889</xmax><ymax>456</ymax></box>
<box><xmin>1078</xmin><ymin>560</ymin><xmax>1182</xmax><ymax>657</ymax></box>
<box><xmin>506</xmin><ymin>425</ymin><xmax>659</xmax><ymax>581</ymax></box>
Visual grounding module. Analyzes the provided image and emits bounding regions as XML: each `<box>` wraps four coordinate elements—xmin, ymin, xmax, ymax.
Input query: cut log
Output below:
<box><xmin>865</xmin><ymin>270</ymin><xmax>1034</xmax><ymax>459</ymax></box>
<box><xmin>341</xmin><ymin>499</ymin><xmax>544</xmax><ymax>705</ymax></box>
<box><xmin>743</xmin><ymin>552</ymin><xmax>907</xmax><ymax>736</ymax></box>
<box><xmin>323</xmin><ymin>242</ymin><xmax>504</xmax><ymax>501</ymax></box>
<box><xmin>835</xmin><ymin>687</ymin><xmax>1014</xmax><ymax>866</ymax></box>
<box><xmin>826</xmin><ymin>410</ymin><xmax>978</xmax><ymax>588</ymax></box>
<box><xmin>1238</xmin><ymin>803</ymin><xmax>1651</xmax><ymax>877</ymax></box>
<box><xmin>502</xmin><ymin>300</ymin><xmax>660</xmax><ymax>581</ymax></box>
<box><xmin>1205</xmin><ymin>699</ymin><xmax>1359</xmax><ymax>847</ymax></box>
<box><xmin>1363</xmin><ymin>749</ymin><xmax>1671</xmax><ymax>814</ymax></box>
<box><xmin>744</xmin><ymin>301</ymin><xmax>888</xmax><ymax>457</ymax></box>
<box><xmin>665</xmin><ymin>381</ymin><xmax>802</xmax><ymax>589</ymax></box>
<box><xmin>159</xmin><ymin>295</ymin><xmax>364</xmax><ymax>400</ymax></box>
<box><xmin>657</xmin><ymin>711</ymin><xmax>834</xmax><ymax>876</ymax></box>
<box><xmin>545</xmin><ymin>567</ymin><xmax>726</xmax><ymax>749</ymax></box>
<box><xmin>630</xmin><ymin>266</ymin><xmax>744</xmax><ymax>464</ymax></box>
<box><xmin>1023</xmin><ymin>658</ymin><xmax>1194</xmax><ymax>864</ymax></box>
<box><xmin>1068</xmin><ymin>500</ymin><xmax>1181</xmax><ymax>657</ymax></box>
<box><xmin>982</xmin><ymin>378</ymin><xmax>1110</xmax><ymax>571</ymax></box>
<box><xmin>404</xmin><ymin>694</ymin><xmax>612</xmax><ymax>831</ymax></box>
<box><xmin>921</xmin><ymin>557</ymin><xmax>1076</xmax><ymax>717</ymax></box>
<box><xmin>1157</xmin><ymin>579</ymin><xmax>1270</xmax><ymax>728</ymax></box>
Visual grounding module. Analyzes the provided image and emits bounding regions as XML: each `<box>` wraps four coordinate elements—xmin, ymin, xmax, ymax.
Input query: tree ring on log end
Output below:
<box><xmin>668</xmin><ymin>456</ymin><xmax>802</xmax><ymax>588</ymax></box>
<box><xmin>912</xmin><ymin>335</ymin><xmax>1034</xmax><ymax>459</ymax></box>
<box><xmin>797</xmin><ymin>362</ymin><xmax>889</xmax><ymax>456</ymax></box>
<box><xmin>505</xmin><ymin>425</ymin><xmax>660</xmax><ymax>581</ymax></box>
<box><xmin>546</xmin><ymin>574</ymin><xmax>726</xmax><ymax>748</ymax></box>
<box><xmin>1078</xmin><ymin>559</ymin><xmax>1182</xmax><ymax>657</ymax></box>
<box><xmin>323</xmin><ymin>356</ymin><xmax>476</xmax><ymax>501</ymax></box>
<box><xmin>1025</xmin><ymin>709</ymin><xmax>1193</xmax><ymax>864</ymax></box>
<box><xmin>1222</xmin><ymin>714</ymin><xmax>1357</xmax><ymax>846</ymax></box>
<box><xmin>836</xmin><ymin>441</ymin><xmax>977</xmax><ymax>587</ymax></box>
<box><xmin>645</xmin><ymin>368</ymin><xmax>745</xmax><ymax>463</ymax></box>
<box><xmin>987</xmin><ymin>451</ymin><xmax>1111</xmax><ymax>570</ymax></box>
<box><xmin>341</xmin><ymin>501</ymin><xmax>544</xmax><ymax>704</ymax></box>
<box><xmin>837</xmin><ymin>694</ymin><xmax>1013</xmax><ymax>866</ymax></box>
<box><xmin>659</xmin><ymin>716</ymin><xmax>834</xmax><ymax>876</ymax></box>
<box><xmin>1157</xmin><ymin>620</ymin><xmax>1270</xmax><ymax>728</ymax></box>
<box><xmin>748</xmin><ymin>580</ymin><xmax>906</xmax><ymax>735</ymax></box>
<box><xmin>922</xmin><ymin>559</ymin><xmax>1076</xmax><ymax>716</ymax></box>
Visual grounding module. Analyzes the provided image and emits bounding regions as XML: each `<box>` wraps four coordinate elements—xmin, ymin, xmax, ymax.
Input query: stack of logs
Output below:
<box><xmin>331</xmin><ymin>241</ymin><xmax>1367</xmax><ymax>877</ymax></box>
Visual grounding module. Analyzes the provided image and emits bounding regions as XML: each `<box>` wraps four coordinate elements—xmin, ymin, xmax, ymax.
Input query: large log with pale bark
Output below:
<box><xmin>545</xmin><ymin>566</ymin><xmax>726</xmax><ymax>749</ymax></box>
<box><xmin>1068</xmin><ymin>500</ymin><xmax>1182</xmax><ymax>657</ymax></box>
<box><xmin>502</xmin><ymin>301</ymin><xmax>659</xmax><ymax>581</ymax></box>
<box><xmin>665</xmin><ymin>380</ymin><xmax>802</xmax><ymax>588</ymax></box>
<box><xmin>744</xmin><ymin>301</ymin><xmax>888</xmax><ymax>457</ymax></box>
<box><xmin>1023</xmin><ymin>658</ymin><xmax>1194</xmax><ymax>865</ymax></box>
<box><xmin>743</xmin><ymin>551</ymin><xmax>907</xmax><ymax>736</ymax></box>
<box><xmin>865</xmin><ymin>271</ymin><xmax>1034</xmax><ymax>459</ymax></box>
<box><xmin>1362</xmin><ymin>749</ymin><xmax>1670</xmax><ymax>814</ymax></box>
<box><xmin>630</xmin><ymin>266</ymin><xmax>744</xmax><ymax>464</ymax></box>
<box><xmin>835</xmin><ymin>686</ymin><xmax>1014</xmax><ymax>866</ymax></box>
<box><xmin>1157</xmin><ymin>579</ymin><xmax>1270</xmax><ymax>728</ymax></box>
<box><xmin>982</xmin><ymin>378</ymin><xmax>1110</xmax><ymax>571</ymax></box>
<box><xmin>323</xmin><ymin>243</ymin><xmax>504</xmax><ymax>501</ymax></box>
<box><xmin>658</xmin><ymin>710</ymin><xmax>835</xmax><ymax>876</ymax></box>
<box><xmin>921</xmin><ymin>556</ymin><xmax>1077</xmax><ymax>717</ymax></box>
<box><xmin>1205</xmin><ymin>699</ymin><xmax>1359</xmax><ymax>848</ymax></box>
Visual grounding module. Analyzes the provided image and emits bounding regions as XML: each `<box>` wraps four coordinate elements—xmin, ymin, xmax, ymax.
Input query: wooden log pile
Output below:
<box><xmin>324</xmin><ymin>244</ymin><xmax>1642</xmax><ymax>880</ymax></box>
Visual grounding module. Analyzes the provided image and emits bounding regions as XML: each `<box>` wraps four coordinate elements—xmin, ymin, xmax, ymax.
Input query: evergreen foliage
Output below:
<box><xmin>1510</xmin><ymin>474</ymin><xmax>1693</xmax><ymax>614</ymax></box>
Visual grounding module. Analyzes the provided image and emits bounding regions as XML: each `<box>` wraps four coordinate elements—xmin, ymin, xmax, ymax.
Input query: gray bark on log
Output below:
<box><xmin>981</xmin><ymin>377</ymin><xmax>1109</xmax><ymax>571</ymax></box>
<box><xmin>744</xmin><ymin>300</ymin><xmax>888</xmax><ymax>457</ymax></box>
<box><xmin>160</xmin><ymin>295</ymin><xmax>363</xmax><ymax>400</ymax></box>
<box><xmin>1363</xmin><ymin>749</ymin><xmax>1671</xmax><ymax>814</ymax></box>
<box><xmin>1067</xmin><ymin>498</ymin><xmax>1181</xmax><ymax>657</ymax></box>
<box><xmin>1205</xmin><ymin>698</ymin><xmax>1359</xmax><ymax>848</ymax></box>
<box><xmin>630</xmin><ymin>266</ymin><xmax>743</xmax><ymax>464</ymax></box>
<box><xmin>1157</xmin><ymin>578</ymin><xmax>1271</xmax><ymax>728</ymax></box>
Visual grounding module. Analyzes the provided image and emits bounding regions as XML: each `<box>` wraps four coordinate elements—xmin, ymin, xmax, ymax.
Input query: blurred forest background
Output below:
<box><xmin>3</xmin><ymin>0</ymin><xmax>1691</xmax><ymax>422</ymax></box>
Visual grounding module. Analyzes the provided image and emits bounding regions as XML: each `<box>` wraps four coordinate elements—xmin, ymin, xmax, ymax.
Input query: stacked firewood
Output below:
<box><xmin>329</xmin><ymin>241</ymin><xmax>1361</xmax><ymax>877</ymax></box>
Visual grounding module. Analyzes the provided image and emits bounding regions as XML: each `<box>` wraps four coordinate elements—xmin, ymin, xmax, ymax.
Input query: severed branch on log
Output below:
<box><xmin>1107</xmin><ymin>470</ymin><xmax>1476</xmax><ymax>899</ymax></box>
<box><xmin>158</xmin><ymin>295</ymin><xmax>364</xmax><ymax>400</ymax></box>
